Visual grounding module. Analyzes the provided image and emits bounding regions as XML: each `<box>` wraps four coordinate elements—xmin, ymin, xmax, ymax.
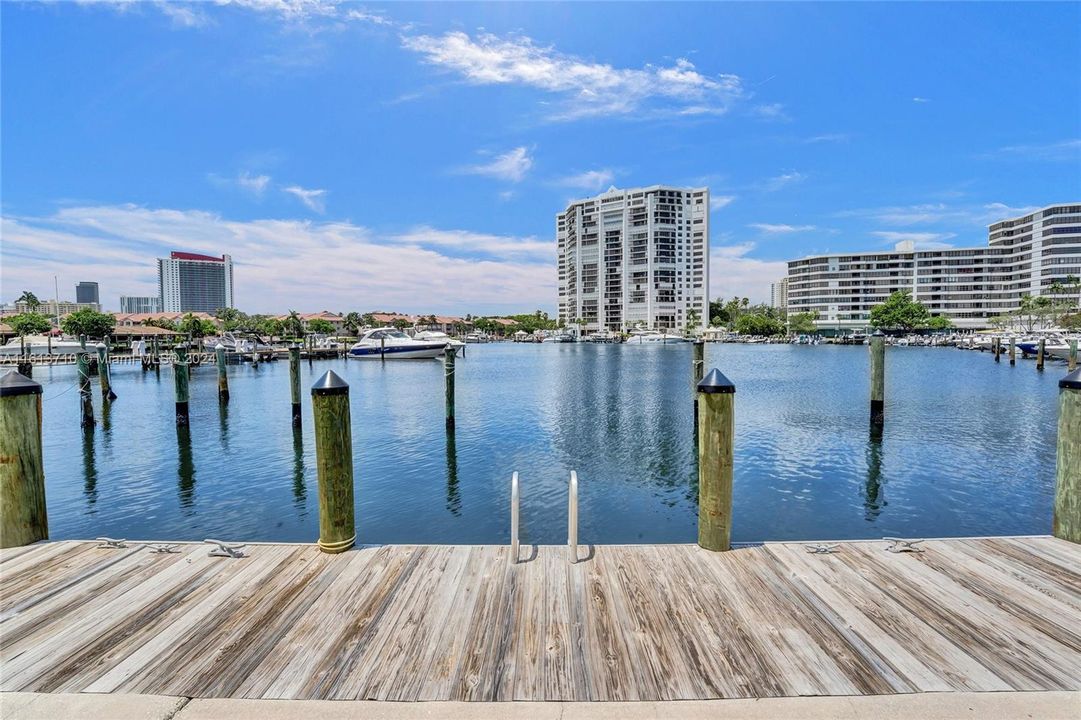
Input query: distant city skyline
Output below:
<box><xmin>2</xmin><ymin>2</ymin><xmax>1078</xmax><ymax>313</ymax></box>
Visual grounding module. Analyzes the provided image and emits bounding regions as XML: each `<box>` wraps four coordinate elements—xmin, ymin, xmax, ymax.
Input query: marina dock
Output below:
<box><xmin>2</xmin><ymin>536</ymin><xmax>1079</xmax><ymax>703</ymax></box>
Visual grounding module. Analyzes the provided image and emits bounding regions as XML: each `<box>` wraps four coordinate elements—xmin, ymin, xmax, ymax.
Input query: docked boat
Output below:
<box><xmin>463</xmin><ymin>332</ymin><xmax>490</xmax><ymax>344</ymax></box>
<box><xmin>0</xmin><ymin>334</ymin><xmax>85</xmax><ymax>356</ymax></box>
<box><xmin>414</xmin><ymin>329</ymin><xmax>465</xmax><ymax>351</ymax></box>
<box><xmin>541</xmin><ymin>333</ymin><xmax>576</xmax><ymax>343</ymax></box>
<box><xmin>624</xmin><ymin>330</ymin><xmax>689</xmax><ymax>344</ymax></box>
<box><xmin>348</xmin><ymin>328</ymin><xmax>449</xmax><ymax>359</ymax></box>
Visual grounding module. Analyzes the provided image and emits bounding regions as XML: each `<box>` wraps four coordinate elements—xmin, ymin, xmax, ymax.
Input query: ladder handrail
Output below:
<box><xmin>568</xmin><ymin>470</ymin><xmax>578</xmax><ymax>564</ymax></box>
<box><xmin>510</xmin><ymin>471</ymin><xmax>520</xmax><ymax>564</ymax></box>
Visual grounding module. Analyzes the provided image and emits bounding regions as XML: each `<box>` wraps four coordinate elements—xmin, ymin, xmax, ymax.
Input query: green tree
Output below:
<box><xmin>735</xmin><ymin>313</ymin><xmax>784</xmax><ymax>336</ymax></box>
<box><xmin>787</xmin><ymin>311</ymin><xmax>818</xmax><ymax>335</ymax></box>
<box><xmin>869</xmin><ymin>291</ymin><xmax>931</xmax><ymax>331</ymax></box>
<box><xmin>213</xmin><ymin>307</ymin><xmax>248</xmax><ymax>331</ymax></box>
<box><xmin>343</xmin><ymin>312</ymin><xmax>362</xmax><ymax>335</ymax></box>
<box><xmin>683</xmin><ymin>308</ymin><xmax>701</xmax><ymax>337</ymax></box>
<box><xmin>988</xmin><ymin>315</ymin><xmax>1011</xmax><ymax>331</ymax></box>
<box><xmin>361</xmin><ymin>313</ymin><xmax>376</xmax><ymax>328</ymax></box>
<box><xmin>178</xmin><ymin>313</ymin><xmax>217</xmax><ymax>338</ymax></box>
<box><xmin>307</xmin><ymin>318</ymin><xmax>336</xmax><ymax>335</ymax></box>
<box><xmin>927</xmin><ymin>315</ymin><xmax>953</xmax><ymax>332</ymax></box>
<box><xmin>1014</xmin><ymin>294</ymin><xmax>1052</xmax><ymax>333</ymax></box>
<box><xmin>16</xmin><ymin>291</ymin><xmax>41</xmax><ymax>311</ymax></box>
<box><xmin>282</xmin><ymin>310</ymin><xmax>305</xmax><ymax>339</ymax></box>
<box><xmin>258</xmin><ymin>317</ymin><xmax>284</xmax><ymax>341</ymax></box>
<box><xmin>391</xmin><ymin>317</ymin><xmax>412</xmax><ymax>330</ymax></box>
<box><xmin>8</xmin><ymin>312</ymin><xmax>52</xmax><ymax>337</ymax></box>
<box><xmin>61</xmin><ymin>308</ymin><xmax>116</xmax><ymax>339</ymax></box>
<box><xmin>145</xmin><ymin>317</ymin><xmax>177</xmax><ymax>331</ymax></box>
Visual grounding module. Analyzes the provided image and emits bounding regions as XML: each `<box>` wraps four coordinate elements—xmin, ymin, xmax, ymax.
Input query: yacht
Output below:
<box><xmin>0</xmin><ymin>334</ymin><xmax>85</xmax><ymax>356</ymax></box>
<box><xmin>348</xmin><ymin>328</ymin><xmax>449</xmax><ymax>359</ymax></box>
<box><xmin>414</xmin><ymin>329</ymin><xmax>465</xmax><ymax>352</ymax></box>
<box><xmin>541</xmin><ymin>333</ymin><xmax>575</xmax><ymax>343</ymax></box>
<box><xmin>624</xmin><ymin>330</ymin><xmax>689</xmax><ymax>344</ymax></box>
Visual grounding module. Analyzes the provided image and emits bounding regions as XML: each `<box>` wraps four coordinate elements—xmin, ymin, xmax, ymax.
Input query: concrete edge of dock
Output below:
<box><xmin>3</xmin><ymin>691</ymin><xmax>1079</xmax><ymax>720</ymax></box>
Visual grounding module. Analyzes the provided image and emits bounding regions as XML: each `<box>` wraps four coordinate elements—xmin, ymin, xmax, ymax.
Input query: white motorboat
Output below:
<box><xmin>624</xmin><ymin>330</ymin><xmax>689</xmax><ymax>344</ymax></box>
<box><xmin>348</xmin><ymin>328</ymin><xmax>449</xmax><ymax>359</ymax></box>
<box><xmin>414</xmin><ymin>330</ymin><xmax>465</xmax><ymax>351</ymax></box>
<box><xmin>541</xmin><ymin>333</ymin><xmax>575</xmax><ymax>343</ymax></box>
<box><xmin>0</xmin><ymin>334</ymin><xmax>84</xmax><ymax>356</ymax></box>
<box><xmin>463</xmin><ymin>332</ymin><xmax>490</xmax><ymax>344</ymax></box>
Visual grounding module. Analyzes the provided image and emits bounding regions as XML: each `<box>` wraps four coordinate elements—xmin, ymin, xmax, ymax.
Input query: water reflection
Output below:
<box><xmin>177</xmin><ymin>425</ymin><xmax>195</xmax><ymax>510</ymax></box>
<box><xmin>864</xmin><ymin>429</ymin><xmax>885</xmax><ymax>520</ymax></box>
<box><xmin>82</xmin><ymin>425</ymin><xmax>98</xmax><ymax>508</ymax></box>
<box><xmin>445</xmin><ymin>428</ymin><xmax>460</xmax><ymax>516</ymax></box>
<box><xmin>292</xmin><ymin>426</ymin><xmax>306</xmax><ymax>511</ymax></box>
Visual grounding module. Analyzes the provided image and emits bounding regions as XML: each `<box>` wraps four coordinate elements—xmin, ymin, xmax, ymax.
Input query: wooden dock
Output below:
<box><xmin>1</xmin><ymin>537</ymin><xmax>1079</xmax><ymax>702</ymax></box>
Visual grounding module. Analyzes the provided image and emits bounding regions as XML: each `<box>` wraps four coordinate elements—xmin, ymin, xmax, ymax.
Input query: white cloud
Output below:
<box><xmin>282</xmin><ymin>185</ymin><xmax>327</xmax><ymax>212</ymax></box>
<box><xmin>155</xmin><ymin>1</ymin><xmax>210</xmax><ymax>27</ymax></box>
<box><xmin>461</xmin><ymin>147</ymin><xmax>533</xmax><ymax>183</ymax></box>
<box><xmin>401</xmin><ymin>31</ymin><xmax>743</xmax><ymax>120</ymax></box>
<box><xmin>1</xmin><ymin>205</ymin><xmax>554</xmax><ymax>315</ymax></box>
<box><xmin>236</xmin><ymin>172</ymin><xmax>271</xmax><ymax>196</ymax></box>
<box><xmin>751</xmin><ymin>103</ymin><xmax>789</xmax><ymax>121</ymax></box>
<box><xmin>761</xmin><ymin>171</ymin><xmax>806</xmax><ymax>192</ymax></box>
<box><xmin>842</xmin><ymin>202</ymin><xmax>1041</xmax><ymax>227</ymax></box>
<box><xmin>710</xmin><ymin>195</ymin><xmax>736</xmax><ymax>211</ymax></box>
<box><xmin>987</xmin><ymin>138</ymin><xmax>1081</xmax><ymax>161</ymax></box>
<box><xmin>748</xmin><ymin>223</ymin><xmax>816</xmax><ymax>234</ymax></box>
<box><xmin>212</xmin><ymin>0</ymin><xmax>339</xmax><ymax>21</ymax></box>
<box><xmin>803</xmin><ymin>133</ymin><xmax>848</xmax><ymax>144</ymax></box>
<box><xmin>555</xmin><ymin>169</ymin><xmax>615</xmax><ymax>192</ymax></box>
<box><xmin>709</xmin><ymin>242</ymin><xmax>786</xmax><ymax>304</ymax></box>
<box><xmin>912</xmin><ymin>97</ymin><xmax>930</xmax><ymax>103</ymax></box>
<box><xmin>389</xmin><ymin>226</ymin><xmax>552</xmax><ymax>262</ymax></box>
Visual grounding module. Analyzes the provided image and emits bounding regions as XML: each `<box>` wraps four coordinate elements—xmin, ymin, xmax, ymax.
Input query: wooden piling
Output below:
<box><xmin>692</xmin><ymin>339</ymin><xmax>705</xmax><ymax>386</ymax></box>
<box><xmin>1070</xmin><ymin>339</ymin><xmax>1078</xmax><ymax>372</ymax></box>
<box><xmin>696</xmin><ymin>368</ymin><xmax>735</xmax><ymax>552</ymax></box>
<box><xmin>1053</xmin><ymin>369</ymin><xmax>1081</xmax><ymax>544</ymax></box>
<box><xmin>1037</xmin><ymin>338</ymin><xmax>1046</xmax><ymax>371</ymax></box>
<box><xmin>174</xmin><ymin>344</ymin><xmax>190</xmax><ymax>426</ymax></box>
<box><xmin>1009</xmin><ymin>336</ymin><xmax>1016</xmax><ymax>366</ymax></box>
<box><xmin>870</xmin><ymin>330</ymin><xmax>885</xmax><ymax>427</ymax></box>
<box><xmin>994</xmin><ymin>336</ymin><xmax>1001</xmax><ymax>362</ymax></box>
<box><xmin>289</xmin><ymin>344</ymin><xmax>302</xmax><ymax>427</ymax></box>
<box><xmin>312</xmin><ymin>371</ymin><xmax>355</xmax><ymax>553</ymax></box>
<box><xmin>76</xmin><ymin>352</ymin><xmax>95</xmax><ymax>428</ymax></box>
<box><xmin>444</xmin><ymin>345</ymin><xmax>456</xmax><ymax>430</ymax></box>
<box><xmin>95</xmin><ymin>342</ymin><xmax>116</xmax><ymax>401</ymax></box>
<box><xmin>215</xmin><ymin>343</ymin><xmax>229</xmax><ymax>403</ymax></box>
<box><xmin>0</xmin><ymin>371</ymin><xmax>47</xmax><ymax>548</ymax></box>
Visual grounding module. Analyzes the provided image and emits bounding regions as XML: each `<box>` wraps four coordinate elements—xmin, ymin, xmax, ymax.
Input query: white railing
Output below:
<box><xmin>568</xmin><ymin>470</ymin><xmax>578</xmax><ymax>564</ymax></box>
<box><xmin>510</xmin><ymin>471</ymin><xmax>520</xmax><ymax>564</ymax></box>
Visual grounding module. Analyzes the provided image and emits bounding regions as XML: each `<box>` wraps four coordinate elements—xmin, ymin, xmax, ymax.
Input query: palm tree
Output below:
<box><xmin>283</xmin><ymin>310</ymin><xmax>305</xmax><ymax>339</ymax></box>
<box><xmin>17</xmin><ymin>290</ymin><xmax>41</xmax><ymax>311</ymax></box>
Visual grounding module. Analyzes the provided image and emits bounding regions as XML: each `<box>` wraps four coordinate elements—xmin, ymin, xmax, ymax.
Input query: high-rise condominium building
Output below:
<box><xmin>786</xmin><ymin>203</ymin><xmax>1080</xmax><ymax>332</ymax></box>
<box><xmin>770</xmin><ymin>278</ymin><xmax>789</xmax><ymax>314</ymax></box>
<box><xmin>75</xmin><ymin>281</ymin><xmax>99</xmax><ymax>306</ymax></box>
<box><xmin>120</xmin><ymin>296</ymin><xmax>163</xmax><ymax>314</ymax></box>
<box><xmin>158</xmin><ymin>251</ymin><xmax>234</xmax><ymax>313</ymax></box>
<box><xmin>557</xmin><ymin>185</ymin><xmax>709</xmax><ymax>333</ymax></box>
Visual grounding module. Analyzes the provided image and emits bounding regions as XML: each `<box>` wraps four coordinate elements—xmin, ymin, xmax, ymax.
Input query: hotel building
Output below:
<box><xmin>770</xmin><ymin>278</ymin><xmax>789</xmax><ymax>315</ymax></box>
<box><xmin>75</xmin><ymin>281</ymin><xmax>99</xmax><ymax>306</ymax></box>
<box><xmin>120</xmin><ymin>295</ymin><xmax>163</xmax><ymax>314</ymax></box>
<box><xmin>158</xmin><ymin>251</ymin><xmax>234</xmax><ymax>313</ymax></box>
<box><xmin>557</xmin><ymin>185</ymin><xmax>709</xmax><ymax>333</ymax></box>
<box><xmin>785</xmin><ymin>204</ymin><xmax>1081</xmax><ymax>332</ymax></box>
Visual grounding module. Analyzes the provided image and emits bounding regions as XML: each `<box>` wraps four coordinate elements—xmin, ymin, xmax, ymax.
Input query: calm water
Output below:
<box><xmin>30</xmin><ymin>343</ymin><xmax>1066</xmax><ymax>545</ymax></box>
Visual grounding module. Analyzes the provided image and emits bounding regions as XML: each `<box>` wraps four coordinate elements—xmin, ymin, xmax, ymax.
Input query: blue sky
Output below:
<box><xmin>3</xmin><ymin>1</ymin><xmax>1079</xmax><ymax>314</ymax></box>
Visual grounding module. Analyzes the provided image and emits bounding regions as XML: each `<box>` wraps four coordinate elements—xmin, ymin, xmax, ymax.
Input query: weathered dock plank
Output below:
<box><xmin>1</xmin><ymin>538</ymin><xmax>1079</xmax><ymax>702</ymax></box>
